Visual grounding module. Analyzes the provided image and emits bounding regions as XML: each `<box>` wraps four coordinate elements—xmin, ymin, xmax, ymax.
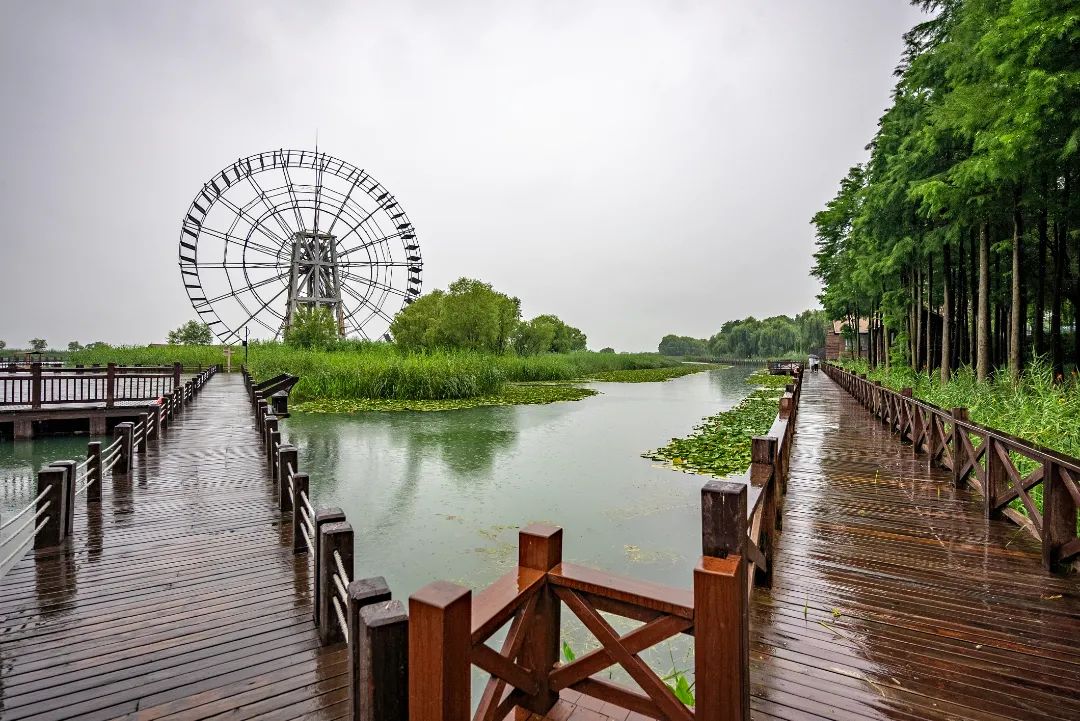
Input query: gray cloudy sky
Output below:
<box><xmin>0</xmin><ymin>0</ymin><xmax>924</xmax><ymax>351</ymax></box>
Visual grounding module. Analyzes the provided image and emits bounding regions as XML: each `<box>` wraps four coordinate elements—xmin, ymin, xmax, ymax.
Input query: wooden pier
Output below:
<box><xmin>0</xmin><ymin>367</ymin><xmax>1077</xmax><ymax>720</ymax></box>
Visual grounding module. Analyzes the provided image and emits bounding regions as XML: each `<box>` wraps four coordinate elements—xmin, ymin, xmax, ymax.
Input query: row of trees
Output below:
<box><xmin>812</xmin><ymin>0</ymin><xmax>1079</xmax><ymax>382</ymax></box>
<box><xmin>659</xmin><ymin>310</ymin><xmax>830</xmax><ymax>358</ymax></box>
<box><xmin>389</xmin><ymin>278</ymin><xmax>588</xmax><ymax>355</ymax></box>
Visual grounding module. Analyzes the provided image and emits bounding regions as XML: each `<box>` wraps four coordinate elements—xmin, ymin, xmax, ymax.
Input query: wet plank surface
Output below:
<box><xmin>522</xmin><ymin>369</ymin><xmax>1080</xmax><ymax>721</ymax></box>
<box><xmin>0</xmin><ymin>374</ymin><xmax>345</xmax><ymax>720</ymax></box>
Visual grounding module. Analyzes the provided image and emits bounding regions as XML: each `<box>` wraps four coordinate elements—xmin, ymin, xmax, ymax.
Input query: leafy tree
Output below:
<box><xmin>167</xmin><ymin>320</ymin><xmax>214</xmax><ymax>345</ymax></box>
<box><xmin>512</xmin><ymin>317</ymin><xmax>557</xmax><ymax>356</ymax></box>
<box><xmin>29</xmin><ymin>338</ymin><xmax>47</xmax><ymax>352</ymax></box>
<box><xmin>658</xmin><ymin>335</ymin><xmax>709</xmax><ymax>356</ymax></box>
<box><xmin>390</xmin><ymin>278</ymin><xmax>521</xmax><ymax>353</ymax></box>
<box><xmin>389</xmin><ymin>291</ymin><xmax>445</xmax><ymax>352</ymax></box>
<box><xmin>67</xmin><ymin>341</ymin><xmax>83</xmax><ymax>352</ymax></box>
<box><xmin>599</xmin><ymin>347</ymin><xmax>615</xmax><ymax>353</ymax></box>
<box><xmin>0</xmin><ymin>340</ymin><xmax>6</xmax><ymax>351</ymax></box>
<box><xmin>284</xmin><ymin>306</ymin><xmax>339</xmax><ymax>349</ymax></box>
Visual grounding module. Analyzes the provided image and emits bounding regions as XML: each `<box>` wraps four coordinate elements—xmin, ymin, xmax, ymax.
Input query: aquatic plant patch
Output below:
<box><xmin>291</xmin><ymin>383</ymin><xmax>597</xmax><ymax>412</ymax></box>
<box><xmin>586</xmin><ymin>365</ymin><xmax>726</xmax><ymax>383</ymax></box>
<box><xmin>643</xmin><ymin>371</ymin><xmax>785</xmax><ymax>477</ymax></box>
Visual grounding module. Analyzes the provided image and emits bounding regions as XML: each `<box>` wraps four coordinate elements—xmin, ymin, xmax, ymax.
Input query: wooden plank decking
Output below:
<box><xmin>521</xmin><ymin>370</ymin><xmax>1080</xmax><ymax>721</ymax></box>
<box><xmin>0</xmin><ymin>374</ymin><xmax>344</xmax><ymax>720</ymax></box>
<box><xmin>1</xmin><ymin>370</ymin><xmax>1077</xmax><ymax>720</ymax></box>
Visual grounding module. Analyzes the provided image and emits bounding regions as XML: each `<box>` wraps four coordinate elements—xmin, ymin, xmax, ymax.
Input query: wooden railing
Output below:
<box><xmin>0</xmin><ymin>362</ymin><xmax>185</xmax><ymax>408</ymax></box>
<box><xmin>0</xmin><ymin>366</ymin><xmax>218</xmax><ymax>577</ymax></box>
<box><xmin>248</xmin><ymin>364</ymin><xmax>804</xmax><ymax>721</ymax></box>
<box><xmin>823</xmin><ymin>363</ymin><xmax>1080</xmax><ymax>571</ymax></box>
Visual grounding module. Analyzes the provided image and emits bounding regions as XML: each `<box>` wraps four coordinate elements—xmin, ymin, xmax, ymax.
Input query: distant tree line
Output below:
<box><xmin>659</xmin><ymin>310</ymin><xmax>829</xmax><ymax>358</ymax></box>
<box><xmin>812</xmin><ymin>0</ymin><xmax>1079</xmax><ymax>382</ymax></box>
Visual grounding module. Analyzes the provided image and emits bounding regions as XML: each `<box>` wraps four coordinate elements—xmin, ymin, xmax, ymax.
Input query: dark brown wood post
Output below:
<box><xmin>173</xmin><ymin>362</ymin><xmax>182</xmax><ymax>390</ymax></box>
<box><xmin>516</xmin><ymin>523</ymin><xmax>563</xmax><ymax>715</ymax></box>
<box><xmin>314</xmin><ymin>507</ymin><xmax>346</xmax><ymax>626</ymax></box>
<box><xmin>292</xmin><ymin>473</ymin><xmax>310</xmax><ymax>554</ymax></box>
<box><xmin>694</xmin><ymin>554</ymin><xmax>749</xmax><ymax>721</ymax></box>
<box><xmin>951</xmin><ymin>408</ymin><xmax>969</xmax><ymax>486</ymax></box>
<box><xmin>49</xmin><ymin>460</ymin><xmax>77</xmax><ymax>537</ymax></box>
<box><xmin>137</xmin><ymin>412</ymin><xmax>149</xmax><ymax>453</ymax></box>
<box><xmin>277</xmin><ymin>444</ymin><xmax>297</xmax><ymax>513</ymax></box>
<box><xmin>899</xmin><ymin>388</ymin><xmax>913</xmax><ymax>441</ymax></box>
<box><xmin>985</xmin><ymin>437</ymin><xmax>1006</xmax><ymax>519</ymax></box>
<box><xmin>113</xmin><ymin>422</ymin><xmax>134</xmax><ymax>474</ymax></box>
<box><xmin>106</xmin><ymin>363</ymin><xmax>116</xmax><ymax>408</ymax></box>
<box><xmin>158</xmin><ymin>398</ymin><xmax>167</xmax><ymax>432</ymax></box>
<box><xmin>31</xmin><ymin>361</ymin><xmax>42</xmax><ymax>409</ymax></box>
<box><xmin>749</xmin><ymin>437</ymin><xmax>777</xmax><ymax>586</ymax></box>
<box><xmin>701</xmin><ymin>480</ymin><xmax>747</xmax><ymax>558</ymax></box>
<box><xmin>408</xmin><ymin>581</ymin><xmax>471</xmax><ymax>721</ymax></box>
<box><xmin>872</xmin><ymin>381</ymin><xmax>883</xmax><ymax>417</ymax></box>
<box><xmin>1042</xmin><ymin>462</ymin><xmax>1078</xmax><ymax>570</ymax></box>
<box><xmin>268</xmin><ymin>430</ymin><xmax>282</xmax><ymax>474</ymax></box>
<box><xmin>318</xmin><ymin>521</ymin><xmax>354</xmax><ymax>644</ymax></box>
<box><xmin>35</xmin><ymin>467</ymin><xmax>66</xmax><ymax>549</ymax></box>
<box><xmin>346</xmin><ymin>577</ymin><xmax>405</xmax><ymax>721</ymax></box>
<box><xmin>86</xmin><ymin>441</ymin><xmax>102</xmax><ymax>502</ymax></box>
<box><xmin>257</xmin><ymin>398</ymin><xmax>269</xmax><ymax>425</ymax></box>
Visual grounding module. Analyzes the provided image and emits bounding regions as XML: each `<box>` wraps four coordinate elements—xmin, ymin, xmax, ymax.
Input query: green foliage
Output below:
<box><xmin>586</xmin><ymin>365</ymin><xmax>723</xmax><ymax>382</ymax></box>
<box><xmin>513</xmin><ymin>315</ymin><xmax>587</xmax><ymax>355</ymax></box>
<box><xmin>285</xmin><ymin>306</ymin><xmax>339</xmax><ymax>349</ymax></box>
<box><xmin>561</xmin><ymin>641</ymin><xmax>576</xmax><ymax>663</ymax></box>
<box><xmin>29</xmin><ymin>338</ymin><xmax>47</xmax><ymax>352</ymax></box>
<box><xmin>292</xmin><ymin>383</ymin><xmax>597</xmax><ymax>413</ymax></box>
<box><xmin>167</xmin><ymin>320</ymin><xmax>214</xmax><ymax>346</ymax></box>
<box><xmin>0</xmin><ymin>339</ymin><xmax>7</xmax><ymax>351</ymax></box>
<box><xmin>67</xmin><ymin>341</ymin><xmax>82</xmax><ymax>352</ymax></box>
<box><xmin>658</xmin><ymin>335</ymin><xmax>709</xmax><ymax>356</ymax></box>
<box><xmin>599</xmin><ymin>347</ymin><xmax>615</xmax><ymax>353</ymax></box>
<box><xmin>69</xmin><ymin>344</ymin><xmax>226</xmax><ymax>367</ymax></box>
<box><xmin>643</xmin><ymin>371</ymin><xmax>788</xmax><ymax>476</ymax></box>
<box><xmin>391</xmin><ymin>278</ymin><xmax>521</xmax><ymax>353</ymax></box>
<box><xmin>705</xmin><ymin>311</ymin><xmax>828</xmax><ymax>358</ymax></box>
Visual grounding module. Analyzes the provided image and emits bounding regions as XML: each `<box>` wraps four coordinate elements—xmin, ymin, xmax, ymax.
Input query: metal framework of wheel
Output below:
<box><xmin>178</xmin><ymin>149</ymin><xmax>422</xmax><ymax>343</ymax></box>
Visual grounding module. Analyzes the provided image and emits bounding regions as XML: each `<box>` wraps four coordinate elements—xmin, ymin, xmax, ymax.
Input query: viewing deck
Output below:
<box><xmin>0</xmin><ymin>370</ymin><xmax>1076</xmax><ymax>720</ymax></box>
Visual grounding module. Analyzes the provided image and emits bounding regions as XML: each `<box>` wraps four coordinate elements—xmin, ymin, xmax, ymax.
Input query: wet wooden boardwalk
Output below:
<box><xmin>0</xmin><ymin>374</ymin><xmax>344</xmax><ymax>720</ymax></box>
<box><xmin>2</xmin><ymin>370</ymin><xmax>1078</xmax><ymax>720</ymax></box>
<box><xmin>524</xmin><ymin>370</ymin><xmax>1080</xmax><ymax>721</ymax></box>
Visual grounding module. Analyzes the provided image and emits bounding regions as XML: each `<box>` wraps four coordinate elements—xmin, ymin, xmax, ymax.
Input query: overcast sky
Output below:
<box><xmin>0</xmin><ymin>0</ymin><xmax>924</xmax><ymax>351</ymax></box>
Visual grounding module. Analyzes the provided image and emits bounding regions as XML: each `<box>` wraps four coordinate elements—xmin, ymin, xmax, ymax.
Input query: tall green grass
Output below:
<box><xmin>68</xmin><ymin>345</ymin><xmax>227</xmax><ymax>367</ymax></box>
<box><xmin>247</xmin><ymin>345</ymin><xmax>684</xmax><ymax>401</ymax></box>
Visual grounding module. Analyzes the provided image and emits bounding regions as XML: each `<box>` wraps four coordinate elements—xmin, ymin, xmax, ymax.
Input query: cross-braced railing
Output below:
<box><xmin>823</xmin><ymin>363</ymin><xmax>1080</xmax><ymax>571</ymax></box>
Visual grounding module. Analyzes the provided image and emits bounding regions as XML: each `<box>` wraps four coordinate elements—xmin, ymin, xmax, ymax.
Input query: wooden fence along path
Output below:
<box><xmin>1</xmin><ymin>367</ymin><xmax>1078</xmax><ymax>720</ymax></box>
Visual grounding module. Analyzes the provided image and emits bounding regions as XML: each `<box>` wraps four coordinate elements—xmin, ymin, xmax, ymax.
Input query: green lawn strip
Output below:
<box><xmin>292</xmin><ymin>383</ymin><xmax>597</xmax><ymax>413</ymax></box>
<box><xmin>584</xmin><ymin>364</ymin><xmax>728</xmax><ymax>383</ymax></box>
<box><xmin>643</xmin><ymin>371</ymin><xmax>787</xmax><ymax>476</ymax></box>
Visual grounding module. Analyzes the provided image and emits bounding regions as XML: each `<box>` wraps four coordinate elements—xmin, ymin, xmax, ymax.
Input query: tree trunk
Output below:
<box><xmin>1051</xmin><ymin>216</ymin><xmax>1065</xmax><ymax>377</ymax></box>
<box><xmin>915</xmin><ymin>264</ymin><xmax>923</xmax><ymax>371</ymax></box>
<box><xmin>1035</xmin><ymin>201</ymin><xmax>1048</xmax><ymax>356</ymax></box>
<box><xmin>970</xmin><ymin>228</ymin><xmax>978</xmax><ymax>368</ymax></box>
<box><xmin>942</xmin><ymin>243</ymin><xmax>952</xmax><ymax>383</ymax></box>
<box><xmin>1009</xmin><ymin>199</ymin><xmax>1024</xmax><ymax>382</ymax></box>
<box><xmin>927</xmin><ymin>254</ymin><xmax>935</xmax><ymax>374</ymax></box>
<box><xmin>977</xmin><ymin>222</ymin><xmax>991</xmax><ymax>381</ymax></box>
<box><xmin>957</xmin><ymin>231</ymin><xmax>968</xmax><ymax>365</ymax></box>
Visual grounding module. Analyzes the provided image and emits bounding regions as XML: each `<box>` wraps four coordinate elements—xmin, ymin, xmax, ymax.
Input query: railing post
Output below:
<box><xmin>950</xmin><ymin>408</ymin><xmax>968</xmax><ymax>486</ymax></box>
<box><xmin>31</xmin><ymin>361</ymin><xmax>42</xmax><ymax>409</ymax></box>
<box><xmin>106</xmin><ymin>363</ymin><xmax>116</xmax><ymax>408</ymax></box>
<box><xmin>35</xmin><ymin>466</ymin><xmax>67</xmax><ymax>548</ymax></box>
<box><xmin>516</xmin><ymin>523</ymin><xmax>563</xmax><ymax>715</ymax></box>
<box><xmin>347</xmin><ymin>577</ymin><xmax>407</xmax><ymax>721</ymax></box>
<box><xmin>86</xmin><ymin>441</ymin><xmax>102</xmax><ymax>502</ymax></box>
<box><xmin>49</xmin><ymin>460</ymin><xmax>77</xmax><ymax>537</ymax></box>
<box><xmin>314</xmin><ymin>507</ymin><xmax>346</xmax><ymax>626</ymax></box>
<box><xmin>158</xmin><ymin>398</ymin><xmax>167</xmax><ymax>432</ymax></box>
<box><xmin>292</xmin><ymin>473</ymin><xmax>310</xmax><ymax>554</ymax></box>
<box><xmin>1042</xmin><ymin>462</ymin><xmax>1078</xmax><ymax>571</ymax></box>
<box><xmin>408</xmin><ymin>581</ymin><xmax>471</xmax><ymax>721</ymax></box>
<box><xmin>750</xmin><ymin>437</ymin><xmax>778</xmax><ymax>586</ymax></box>
<box><xmin>872</xmin><ymin>381</ymin><xmax>883</xmax><ymax>417</ymax></box>
<box><xmin>318</xmin><ymin>521</ymin><xmax>354</xmax><ymax>644</ymax></box>
<box><xmin>701</xmin><ymin>480</ymin><xmax>747</xmax><ymax>558</ymax></box>
<box><xmin>985</xmin><ymin>437</ymin><xmax>1006</xmax><ymax>520</ymax></box>
<box><xmin>137</xmin><ymin>412</ymin><xmax>149</xmax><ymax>453</ymax></box>
<box><xmin>277</xmin><ymin>444</ymin><xmax>298</xmax><ymax>513</ymax></box>
<box><xmin>114</xmin><ymin>422</ymin><xmax>134</xmax><ymax>474</ymax></box>
<box><xmin>899</xmin><ymin>388</ymin><xmax>913</xmax><ymax>440</ymax></box>
<box><xmin>696</xmin><ymin>483</ymin><xmax>749</xmax><ymax>721</ymax></box>
<box><xmin>173</xmin><ymin>362</ymin><xmax>182</xmax><ymax>390</ymax></box>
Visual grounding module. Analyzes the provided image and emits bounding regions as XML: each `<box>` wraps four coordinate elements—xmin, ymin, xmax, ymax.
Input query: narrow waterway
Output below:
<box><xmin>280</xmin><ymin>365</ymin><xmax>755</xmax><ymax>598</ymax></box>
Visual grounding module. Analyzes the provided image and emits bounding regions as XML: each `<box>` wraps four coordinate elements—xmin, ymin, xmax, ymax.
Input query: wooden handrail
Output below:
<box><xmin>822</xmin><ymin>362</ymin><xmax>1079</xmax><ymax>570</ymax></box>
